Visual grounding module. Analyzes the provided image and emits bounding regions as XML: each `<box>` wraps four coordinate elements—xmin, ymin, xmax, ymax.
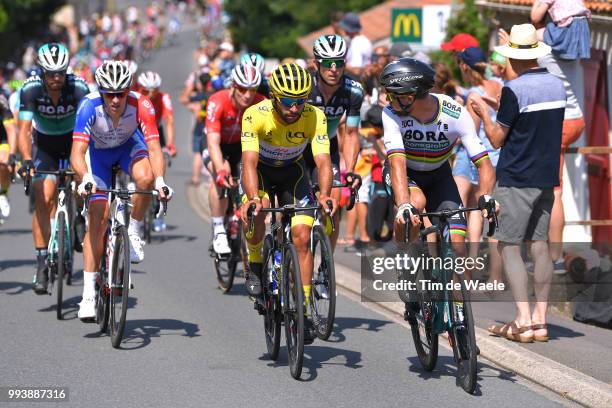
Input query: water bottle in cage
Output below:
<box><xmin>228</xmin><ymin>211</ymin><xmax>240</xmax><ymax>240</ymax></box>
<box><xmin>270</xmin><ymin>250</ymin><xmax>281</xmax><ymax>295</ymax></box>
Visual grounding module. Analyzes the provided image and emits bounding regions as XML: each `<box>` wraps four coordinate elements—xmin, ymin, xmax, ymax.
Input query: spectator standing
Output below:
<box><xmin>530</xmin><ymin>0</ymin><xmax>591</xmax><ymax>273</ymax></box>
<box><xmin>340</xmin><ymin>12</ymin><xmax>372</xmax><ymax>78</ymax></box>
<box><xmin>471</xmin><ymin>24</ymin><xmax>566</xmax><ymax>343</ymax></box>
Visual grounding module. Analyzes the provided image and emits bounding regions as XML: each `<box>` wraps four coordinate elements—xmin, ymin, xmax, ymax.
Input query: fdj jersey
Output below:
<box><xmin>383</xmin><ymin>93</ymin><xmax>489</xmax><ymax>172</ymax></box>
<box><xmin>307</xmin><ymin>75</ymin><xmax>363</xmax><ymax>137</ymax></box>
<box><xmin>18</xmin><ymin>74</ymin><xmax>89</xmax><ymax>135</ymax></box>
<box><xmin>73</xmin><ymin>91</ymin><xmax>160</xmax><ymax>148</ymax></box>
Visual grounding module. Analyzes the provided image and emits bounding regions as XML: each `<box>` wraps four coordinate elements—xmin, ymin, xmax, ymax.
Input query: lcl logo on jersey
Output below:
<box><xmin>286</xmin><ymin>131</ymin><xmax>307</xmax><ymax>144</ymax></box>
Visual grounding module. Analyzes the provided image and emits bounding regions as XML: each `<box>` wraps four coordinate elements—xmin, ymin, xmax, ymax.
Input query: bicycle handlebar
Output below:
<box><xmin>312</xmin><ymin>180</ymin><xmax>357</xmax><ymax>211</ymax></box>
<box><xmin>402</xmin><ymin>204</ymin><xmax>498</xmax><ymax>240</ymax></box>
<box><xmin>22</xmin><ymin>169</ymin><xmax>76</xmax><ymax>196</ymax></box>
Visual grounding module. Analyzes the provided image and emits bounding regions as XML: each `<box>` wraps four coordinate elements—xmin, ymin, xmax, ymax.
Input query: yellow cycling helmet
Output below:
<box><xmin>269</xmin><ymin>63</ymin><xmax>312</xmax><ymax>98</ymax></box>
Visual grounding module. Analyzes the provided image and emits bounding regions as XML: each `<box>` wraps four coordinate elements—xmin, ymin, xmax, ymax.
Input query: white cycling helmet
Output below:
<box><xmin>240</xmin><ymin>53</ymin><xmax>265</xmax><ymax>74</ymax></box>
<box><xmin>138</xmin><ymin>71</ymin><xmax>162</xmax><ymax>89</ymax></box>
<box><xmin>313</xmin><ymin>34</ymin><xmax>347</xmax><ymax>60</ymax></box>
<box><xmin>37</xmin><ymin>43</ymin><xmax>70</xmax><ymax>72</ymax></box>
<box><xmin>231</xmin><ymin>63</ymin><xmax>261</xmax><ymax>88</ymax></box>
<box><xmin>123</xmin><ymin>60</ymin><xmax>138</xmax><ymax>75</ymax></box>
<box><xmin>95</xmin><ymin>60</ymin><xmax>133</xmax><ymax>93</ymax></box>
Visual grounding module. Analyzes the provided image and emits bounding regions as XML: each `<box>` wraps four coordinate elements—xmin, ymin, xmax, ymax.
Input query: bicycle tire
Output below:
<box><xmin>56</xmin><ymin>212</ymin><xmax>65</xmax><ymax>320</ymax></box>
<box><xmin>97</xmin><ymin>233</ymin><xmax>110</xmax><ymax>332</ymax></box>
<box><xmin>283</xmin><ymin>243</ymin><xmax>304</xmax><ymax>379</ymax></box>
<box><xmin>262</xmin><ymin>234</ymin><xmax>281</xmax><ymax>360</ymax></box>
<box><xmin>239</xmin><ymin>229</ymin><xmax>248</xmax><ymax>278</ymax></box>
<box><xmin>110</xmin><ymin>226</ymin><xmax>130</xmax><ymax>348</ymax></box>
<box><xmin>408</xmin><ymin>262</ymin><xmax>438</xmax><ymax>371</ymax></box>
<box><xmin>214</xmin><ymin>253</ymin><xmax>236</xmax><ymax>293</ymax></box>
<box><xmin>143</xmin><ymin>207</ymin><xmax>152</xmax><ymax>244</ymax></box>
<box><xmin>66</xmin><ymin>192</ymin><xmax>75</xmax><ymax>285</ymax></box>
<box><xmin>310</xmin><ymin>225</ymin><xmax>336</xmax><ymax>340</ymax></box>
<box><xmin>454</xmin><ymin>274</ymin><xmax>478</xmax><ymax>394</ymax></box>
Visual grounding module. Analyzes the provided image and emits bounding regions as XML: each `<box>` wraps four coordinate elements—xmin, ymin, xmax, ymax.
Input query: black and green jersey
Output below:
<box><xmin>18</xmin><ymin>74</ymin><xmax>89</xmax><ymax>135</ymax></box>
<box><xmin>306</xmin><ymin>74</ymin><xmax>363</xmax><ymax>138</ymax></box>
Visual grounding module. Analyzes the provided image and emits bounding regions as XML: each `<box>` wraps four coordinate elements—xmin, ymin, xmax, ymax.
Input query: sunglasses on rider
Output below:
<box><xmin>44</xmin><ymin>70</ymin><xmax>66</xmax><ymax>78</ymax></box>
<box><xmin>235</xmin><ymin>85</ymin><xmax>257</xmax><ymax>93</ymax></box>
<box><xmin>277</xmin><ymin>96</ymin><xmax>306</xmax><ymax>107</ymax></box>
<box><xmin>102</xmin><ymin>91</ymin><xmax>129</xmax><ymax>99</ymax></box>
<box><xmin>387</xmin><ymin>91</ymin><xmax>415</xmax><ymax>102</ymax></box>
<box><xmin>318</xmin><ymin>59</ymin><xmax>345</xmax><ymax>68</ymax></box>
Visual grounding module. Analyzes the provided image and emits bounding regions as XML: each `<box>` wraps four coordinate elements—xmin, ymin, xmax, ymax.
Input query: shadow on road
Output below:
<box><xmin>301</xmin><ymin>345</ymin><xmax>363</xmax><ymax>381</ymax></box>
<box><xmin>149</xmin><ymin>233</ymin><xmax>198</xmax><ymax>243</ymax></box>
<box><xmin>0</xmin><ymin>258</ymin><xmax>36</xmax><ymax>271</ymax></box>
<box><xmin>258</xmin><ymin>344</ymin><xmax>363</xmax><ymax>381</ymax></box>
<box><xmin>406</xmin><ymin>355</ymin><xmax>518</xmax><ymax>396</ymax></box>
<box><xmin>116</xmin><ymin>318</ymin><xmax>201</xmax><ymax>350</ymax></box>
<box><xmin>217</xmin><ymin>281</ymin><xmax>249</xmax><ymax>297</ymax></box>
<box><xmin>0</xmin><ymin>228</ymin><xmax>32</xmax><ymax>236</ymax></box>
<box><xmin>325</xmin><ymin>316</ymin><xmax>393</xmax><ymax>343</ymax></box>
<box><xmin>0</xmin><ymin>280</ymin><xmax>32</xmax><ymax>294</ymax></box>
<box><xmin>37</xmin><ymin>295</ymin><xmax>82</xmax><ymax>320</ymax></box>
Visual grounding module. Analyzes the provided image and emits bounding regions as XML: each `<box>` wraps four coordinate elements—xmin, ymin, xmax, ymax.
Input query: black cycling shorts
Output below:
<box><xmin>383</xmin><ymin>161</ymin><xmax>467</xmax><ymax>236</ymax></box>
<box><xmin>32</xmin><ymin>130</ymin><xmax>72</xmax><ymax>181</ymax></box>
<box><xmin>202</xmin><ymin>142</ymin><xmax>241</xmax><ymax>179</ymax></box>
<box><xmin>243</xmin><ymin>159</ymin><xmax>316</xmax><ymax>228</ymax></box>
<box><xmin>303</xmin><ymin>136</ymin><xmax>341</xmax><ymax>185</ymax></box>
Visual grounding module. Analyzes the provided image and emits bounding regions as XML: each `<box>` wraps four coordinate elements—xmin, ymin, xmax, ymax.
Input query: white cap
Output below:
<box><xmin>219</xmin><ymin>42</ymin><xmax>234</xmax><ymax>53</ymax></box>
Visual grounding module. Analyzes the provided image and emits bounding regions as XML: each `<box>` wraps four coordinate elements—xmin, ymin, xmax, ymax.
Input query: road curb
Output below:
<box><xmin>334</xmin><ymin>262</ymin><xmax>612</xmax><ymax>408</ymax></box>
<box><xmin>186</xmin><ymin>181</ymin><xmax>612</xmax><ymax>407</ymax></box>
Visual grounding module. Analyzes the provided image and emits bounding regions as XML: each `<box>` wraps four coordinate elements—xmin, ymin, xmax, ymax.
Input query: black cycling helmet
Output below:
<box><xmin>379</xmin><ymin>57</ymin><xmax>435</xmax><ymax>97</ymax></box>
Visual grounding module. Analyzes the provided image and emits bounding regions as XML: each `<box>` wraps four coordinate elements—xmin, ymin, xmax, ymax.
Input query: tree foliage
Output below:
<box><xmin>0</xmin><ymin>0</ymin><xmax>66</xmax><ymax>61</ymax></box>
<box><xmin>224</xmin><ymin>0</ymin><xmax>380</xmax><ymax>58</ymax></box>
<box><xmin>444</xmin><ymin>0</ymin><xmax>490</xmax><ymax>52</ymax></box>
<box><xmin>431</xmin><ymin>0</ymin><xmax>492</xmax><ymax>83</ymax></box>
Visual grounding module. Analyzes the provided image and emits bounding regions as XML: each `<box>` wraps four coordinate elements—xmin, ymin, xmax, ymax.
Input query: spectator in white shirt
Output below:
<box><xmin>340</xmin><ymin>12</ymin><xmax>372</xmax><ymax>78</ymax></box>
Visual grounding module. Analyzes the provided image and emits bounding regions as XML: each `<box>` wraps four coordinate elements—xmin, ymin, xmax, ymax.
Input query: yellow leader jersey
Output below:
<box><xmin>241</xmin><ymin>99</ymin><xmax>330</xmax><ymax>167</ymax></box>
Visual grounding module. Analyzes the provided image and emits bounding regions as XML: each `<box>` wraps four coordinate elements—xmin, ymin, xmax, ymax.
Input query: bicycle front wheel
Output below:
<box><xmin>97</xmin><ymin>234</ymin><xmax>110</xmax><ymax>333</ymax></box>
<box><xmin>143</xmin><ymin>206</ymin><xmax>152</xmax><ymax>244</ymax></box>
<box><xmin>283</xmin><ymin>243</ymin><xmax>304</xmax><ymax>380</ymax></box>
<box><xmin>310</xmin><ymin>225</ymin><xmax>336</xmax><ymax>340</ymax></box>
<box><xmin>262</xmin><ymin>234</ymin><xmax>281</xmax><ymax>360</ymax></box>
<box><xmin>56</xmin><ymin>212</ymin><xmax>65</xmax><ymax>320</ymax></box>
<box><xmin>110</xmin><ymin>226</ymin><xmax>130</xmax><ymax>348</ymax></box>
<box><xmin>408</xmin><ymin>264</ymin><xmax>438</xmax><ymax>371</ymax></box>
<box><xmin>453</xmin><ymin>274</ymin><xmax>478</xmax><ymax>394</ymax></box>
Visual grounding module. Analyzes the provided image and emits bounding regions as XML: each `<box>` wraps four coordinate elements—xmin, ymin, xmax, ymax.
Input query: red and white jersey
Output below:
<box><xmin>73</xmin><ymin>91</ymin><xmax>159</xmax><ymax>149</ymax></box>
<box><xmin>205</xmin><ymin>89</ymin><xmax>265</xmax><ymax>144</ymax></box>
<box><xmin>149</xmin><ymin>91</ymin><xmax>173</xmax><ymax>126</ymax></box>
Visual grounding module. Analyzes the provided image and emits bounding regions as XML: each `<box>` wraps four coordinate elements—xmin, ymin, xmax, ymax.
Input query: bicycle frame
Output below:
<box><xmin>104</xmin><ymin>192</ymin><xmax>132</xmax><ymax>294</ymax></box>
<box><xmin>31</xmin><ymin>162</ymin><xmax>76</xmax><ymax>295</ymax></box>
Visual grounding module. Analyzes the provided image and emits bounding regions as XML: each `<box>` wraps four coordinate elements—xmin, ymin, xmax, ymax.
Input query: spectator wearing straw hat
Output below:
<box><xmin>470</xmin><ymin>24</ymin><xmax>566</xmax><ymax>343</ymax></box>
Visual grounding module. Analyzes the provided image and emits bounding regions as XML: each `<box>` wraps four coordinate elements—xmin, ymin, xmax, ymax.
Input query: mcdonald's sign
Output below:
<box><xmin>391</xmin><ymin>8</ymin><xmax>422</xmax><ymax>43</ymax></box>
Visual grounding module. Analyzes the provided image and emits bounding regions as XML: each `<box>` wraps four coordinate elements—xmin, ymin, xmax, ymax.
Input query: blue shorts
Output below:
<box><xmin>453</xmin><ymin>145</ymin><xmax>499</xmax><ymax>185</ymax></box>
<box><xmin>87</xmin><ymin>130</ymin><xmax>149</xmax><ymax>202</ymax></box>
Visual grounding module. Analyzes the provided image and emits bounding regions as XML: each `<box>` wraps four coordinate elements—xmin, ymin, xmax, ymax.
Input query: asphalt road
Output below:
<box><xmin>0</xmin><ymin>27</ymin><xmax>572</xmax><ymax>407</ymax></box>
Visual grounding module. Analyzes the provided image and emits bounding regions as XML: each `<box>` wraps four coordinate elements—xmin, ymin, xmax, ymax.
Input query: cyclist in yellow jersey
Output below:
<box><xmin>240</xmin><ymin>64</ymin><xmax>337</xmax><ymax>339</ymax></box>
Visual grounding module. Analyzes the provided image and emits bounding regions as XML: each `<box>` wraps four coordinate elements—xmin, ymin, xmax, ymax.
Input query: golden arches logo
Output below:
<box><xmin>393</xmin><ymin>13</ymin><xmax>420</xmax><ymax>38</ymax></box>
